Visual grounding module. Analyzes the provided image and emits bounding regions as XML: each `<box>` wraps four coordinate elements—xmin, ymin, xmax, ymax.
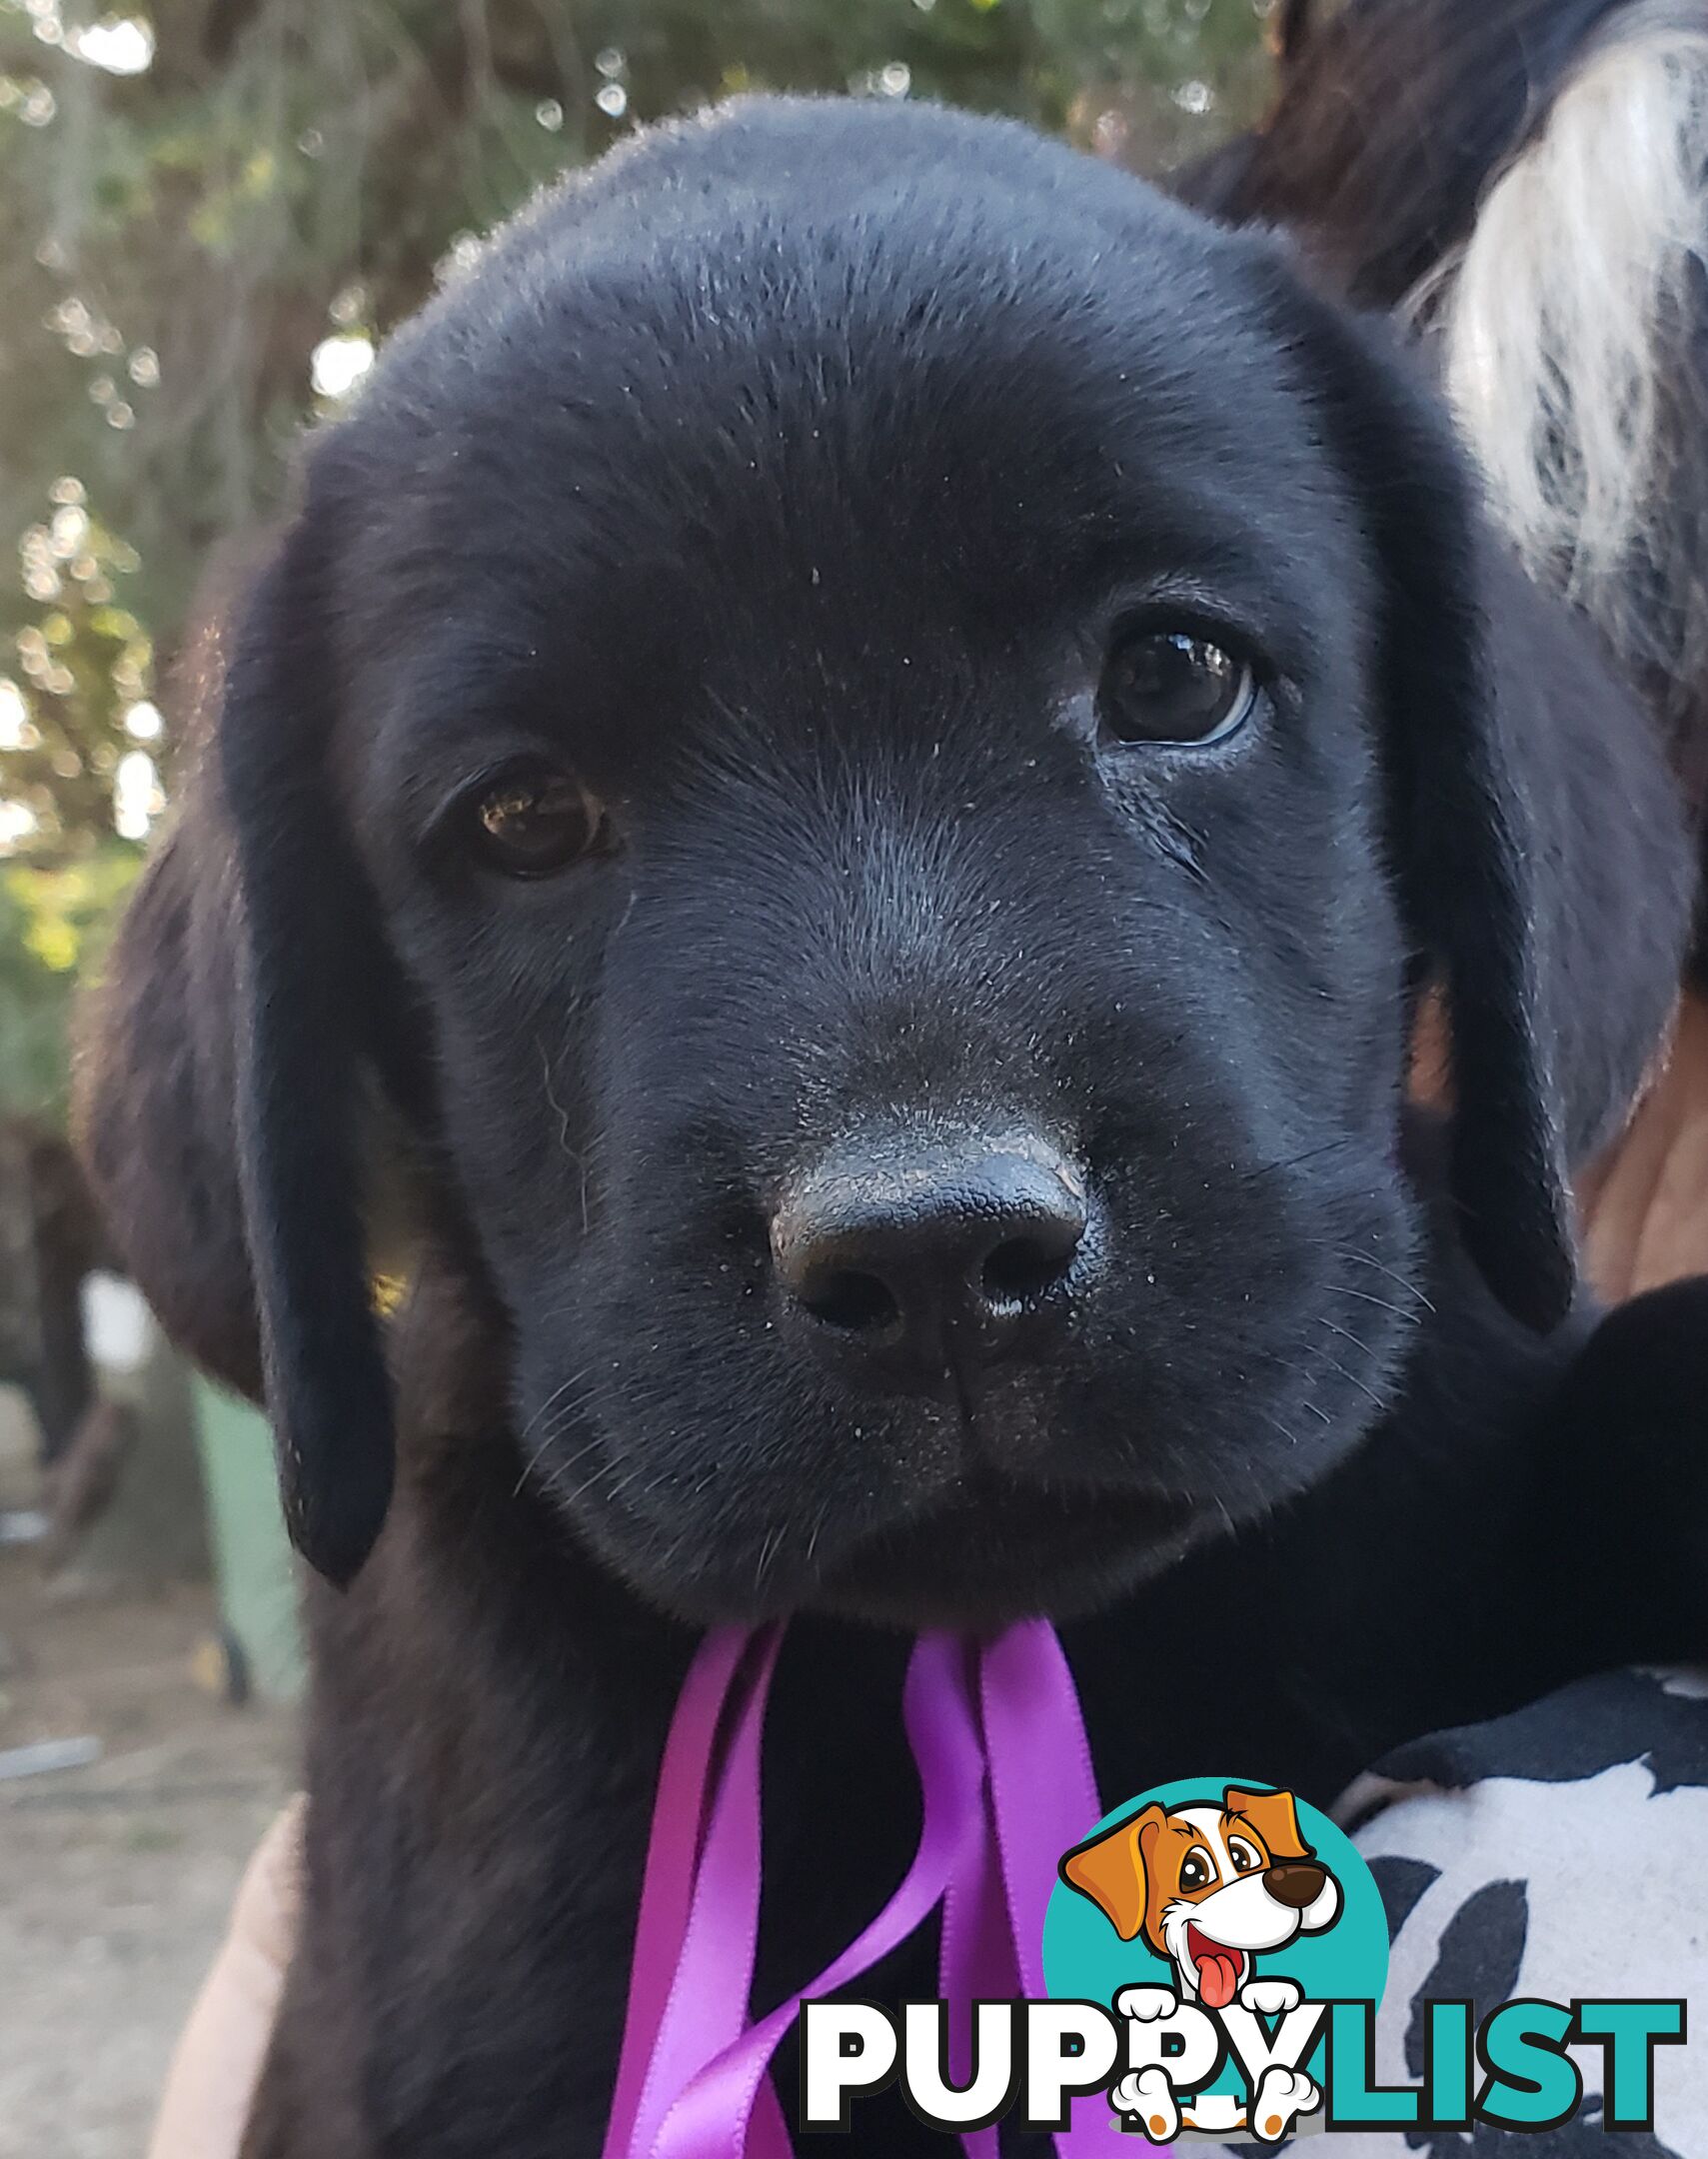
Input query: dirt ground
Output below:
<box><xmin>0</xmin><ymin>1546</ymin><xmax>296</xmax><ymax>2159</ymax></box>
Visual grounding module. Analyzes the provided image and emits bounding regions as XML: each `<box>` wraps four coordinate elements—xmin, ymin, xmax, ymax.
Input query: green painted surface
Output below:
<box><xmin>192</xmin><ymin>1377</ymin><xmax>304</xmax><ymax>1701</ymax></box>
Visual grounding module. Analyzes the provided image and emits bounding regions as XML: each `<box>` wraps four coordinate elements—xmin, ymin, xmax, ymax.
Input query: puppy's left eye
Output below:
<box><xmin>1097</xmin><ymin>629</ymin><xmax>1257</xmax><ymax>748</ymax></box>
<box><xmin>467</xmin><ymin>761</ymin><xmax>608</xmax><ymax>878</ymax></box>
<box><xmin>1228</xmin><ymin>1839</ymin><xmax>1262</xmax><ymax>1874</ymax></box>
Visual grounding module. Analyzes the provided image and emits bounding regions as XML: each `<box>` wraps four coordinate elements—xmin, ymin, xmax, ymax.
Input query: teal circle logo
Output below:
<box><xmin>1043</xmin><ymin>1778</ymin><xmax>1387</xmax><ymax>2140</ymax></box>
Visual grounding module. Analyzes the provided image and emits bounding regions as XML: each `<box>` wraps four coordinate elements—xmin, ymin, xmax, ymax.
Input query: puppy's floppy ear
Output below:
<box><xmin>1223</xmin><ymin>1786</ymin><xmax>1312</xmax><ymax>1864</ymax></box>
<box><xmin>77</xmin><ymin>505</ymin><xmax>402</xmax><ymax>1586</ymax></box>
<box><xmin>1269</xmin><ymin>278</ymin><xmax>1692</xmax><ymax>1330</ymax></box>
<box><xmin>75</xmin><ymin>631</ymin><xmax>261</xmax><ymax>1400</ymax></box>
<box><xmin>1059</xmin><ymin>1803</ymin><xmax>1167</xmax><ymax>1943</ymax></box>
<box><xmin>215</xmin><ymin>513</ymin><xmax>401</xmax><ymax>1587</ymax></box>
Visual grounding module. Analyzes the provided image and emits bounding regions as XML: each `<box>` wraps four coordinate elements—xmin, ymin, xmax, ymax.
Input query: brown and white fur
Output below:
<box><xmin>1061</xmin><ymin>1787</ymin><xmax>1340</xmax><ymax>2141</ymax></box>
<box><xmin>1059</xmin><ymin>1785</ymin><xmax>1341</xmax><ymax>2006</ymax></box>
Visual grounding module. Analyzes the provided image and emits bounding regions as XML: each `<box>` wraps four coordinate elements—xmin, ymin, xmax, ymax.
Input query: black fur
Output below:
<box><xmin>74</xmin><ymin>96</ymin><xmax>1701</xmax><ymax>2156</ymax></box>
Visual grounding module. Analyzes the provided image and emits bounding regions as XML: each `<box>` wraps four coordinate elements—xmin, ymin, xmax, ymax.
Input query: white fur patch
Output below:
<box><xmin>1428</xmin><ymin>5</ymin><xmax>1708</xmax><ymax>689</ymax></box>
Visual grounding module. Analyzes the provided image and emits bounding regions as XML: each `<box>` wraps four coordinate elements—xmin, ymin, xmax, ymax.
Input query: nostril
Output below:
<box><xmin>798</xmin><ymin>1267</ymin><xmax>900</xmax><ymax>1332</ymax></box>
<box><xmin>773</xmin><ymin>1132</ymin><xmax>1091</xmax><ymax>1372</ymax></box>
<box><xmin>981</xmin><ymin>1228</ymin><xmax>1078</xmax><ymax>1304</ymax></box>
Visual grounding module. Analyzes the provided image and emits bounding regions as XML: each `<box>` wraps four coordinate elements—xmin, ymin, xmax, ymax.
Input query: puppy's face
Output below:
<box><xmin>108</xmin><ymin>99</ymin><xmax>1622</xmax><ymax>1618</ymax></box>
<box><xmin>322</xmin><ymin>106</ymin><xmax>1425</xmax><ymax>1625</ymax></box>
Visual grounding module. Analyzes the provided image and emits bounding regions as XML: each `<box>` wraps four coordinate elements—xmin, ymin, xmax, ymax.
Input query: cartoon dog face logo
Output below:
<box><xmin>1059</xmin><ymin>1786</ymin><xmax>1341</xmax><ymax>2006</ymax></box>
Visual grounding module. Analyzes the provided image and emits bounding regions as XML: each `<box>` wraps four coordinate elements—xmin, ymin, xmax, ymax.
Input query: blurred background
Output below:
<box><xmin>0</xmin><ymin>4</ymin><xmax>1271</xmax><ymax>2151</ymax></box>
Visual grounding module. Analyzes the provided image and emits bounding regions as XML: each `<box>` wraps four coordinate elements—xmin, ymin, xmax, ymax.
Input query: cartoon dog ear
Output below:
<box><xmin>1224</xmin><ymin>1786</ymin><xmax>1313</xmax><ymax>1864</ymax></box>
<box><xmin>1263</xmin><ymin>276</ymin><xmax>1692</xmax><ymax>1331</ymax></box>
<box><xmin>77</xmin><ymin>504</ymin><xmax>407</xmax><ymax>1586</ymax></box>
<box><xmin>1059</xmin><ymin>1803</ymin><xmax>1168</xmax><ymax>1943</ymax></box>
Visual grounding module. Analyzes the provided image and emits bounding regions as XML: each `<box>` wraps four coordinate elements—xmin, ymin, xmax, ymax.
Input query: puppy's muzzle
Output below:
<box><xmin>772</xmin><ymin>1128</ymin><xmax>1090</xmax><ymax>1388</ymax></box>
<box><xmin>1263</xmin><ymin>1862</ymin><xmax>1328</xmax><ymax>1909</ymax></box>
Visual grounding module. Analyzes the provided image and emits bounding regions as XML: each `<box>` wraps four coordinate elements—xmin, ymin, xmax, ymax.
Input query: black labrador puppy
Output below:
<box><xmin>77</xmin><ymin>98</ymin><xmax>1703</xmax><ymax>2156</ymax></box>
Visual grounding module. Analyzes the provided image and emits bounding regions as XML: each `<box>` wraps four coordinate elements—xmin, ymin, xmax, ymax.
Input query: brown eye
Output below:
<box><xmin>1097</xmin><ymin>629</ymin><xmax>1257</xmax><ymax>747</ymax></box>
<box><xmin>1179</xmin><ymin>1849</ymin><xmax>1214</xmax><ymax>1892</ymax></box>
<box><xmin>469</xmin><ymin>762</ymin><xmax>607</xmax><ymax>877</ymax></box>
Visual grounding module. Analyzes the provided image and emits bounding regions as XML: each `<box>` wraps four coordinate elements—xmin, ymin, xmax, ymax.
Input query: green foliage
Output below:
<box><xmin>0</xmin><ymin>842</ymin><xmax>139</xmax><ymax>1114</ymax></box>
<box><xmin>3</xmin><ymin>476</ymin><xmax>153</xmax><ymax>859</ymax></box>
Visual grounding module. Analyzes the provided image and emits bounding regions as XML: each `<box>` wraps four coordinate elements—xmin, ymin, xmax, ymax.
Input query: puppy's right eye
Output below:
<box><xmin>1179</xmin><ymin>1849</ymin><xmax>1213</xmax><ymax>1892</ymax></box>
<box><xmin>467</xmin><ymin>761</ymin><xmax>608</xmax><ymax>878</ymax></box>
<box><xmin>1096</xmin><ymin>627</ymin><xmax>1258</xmax><ymax>748</ymax></box>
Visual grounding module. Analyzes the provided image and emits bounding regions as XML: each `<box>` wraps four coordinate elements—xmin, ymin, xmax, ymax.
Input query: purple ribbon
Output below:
<box><xmin>600</xmin><ymin>1620</ymin><xmax>1109</xmax><ymax>2159</ymax></box>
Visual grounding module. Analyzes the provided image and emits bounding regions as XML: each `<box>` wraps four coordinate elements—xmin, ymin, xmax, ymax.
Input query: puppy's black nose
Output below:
<box><xmin>773</xmin><ymin>1132</ymin><xmax>1088</xmax><ymax>1381</ymax></box>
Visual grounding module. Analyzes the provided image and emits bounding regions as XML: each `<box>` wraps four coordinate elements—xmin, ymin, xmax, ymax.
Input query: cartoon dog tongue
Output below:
<box><xmin>1189</xmin><ymin>1928</ymin><xmax>1244</xmax><ymax>2009</ymax></box>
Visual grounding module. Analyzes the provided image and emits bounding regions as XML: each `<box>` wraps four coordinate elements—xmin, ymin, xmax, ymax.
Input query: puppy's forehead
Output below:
<box><xmin>333</xmin><ymin>100</ymin><xmax>1347</xmax><ymax>678</ymax></box>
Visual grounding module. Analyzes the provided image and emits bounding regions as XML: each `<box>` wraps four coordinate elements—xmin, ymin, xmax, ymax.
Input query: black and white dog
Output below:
<box><xmin>79</xmin><ymin>12</ymin><xmax>1708</xmax><ymax>2151</ymax></box>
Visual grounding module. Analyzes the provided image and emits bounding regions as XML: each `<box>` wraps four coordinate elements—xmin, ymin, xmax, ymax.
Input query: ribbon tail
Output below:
<box><xmin>938</xmin><ymin>1778</ymin><xmax>1017</xmax><ymax>2159</ymax></box>
<box><xmin>743</xmin><ymin>2075</ymin><xmax>795</xmax><ymax>2159</ymax></box>
<box><xmin>980</xmin><ymin>1620</ymin><xmax>1109</xmax><ymax>2159</ymax></box>
<box><xmin>609</xmin><ymin>1617</ymin><xmax>1109</xmax><ymax>2159</ymax></box>
<box><xmin>604</xmin><ymin>1629</ymin><xmax>765</xmax><ymax>2159</ymax></box>
<box><xmin>652</xmin><ymin>1633</ymin><xmax>989</xmax><ymax>2159</ymax></box>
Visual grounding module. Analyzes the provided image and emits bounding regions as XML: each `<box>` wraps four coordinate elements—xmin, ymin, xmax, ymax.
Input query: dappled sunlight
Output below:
<box><xmin>68</xmin><ymin>15</ymin><xmax>153</xmax><ymax>76</ymax></box>
<box><xmin>11</xmin><ymin>1</ymin><xmax>153</xmax><ymax>75</ymax></box>
<box><xmin>0</xmin><ymin>797</ymin><xmax>39</xmax><ymax>853</ymax></box>
<box><xmin>0</xmin><ymin>677</ymin><xmax>28</xmax><ymax>752</ymax></box>
<box><xmin>310</xmin><ymin>332</ymin><xmax>375</xmax><ymax>403</ymax></box>
<box><xmin>112</xmin><ymin>746</ymin><xmax>161</xmax><ymax>842</ymax></box>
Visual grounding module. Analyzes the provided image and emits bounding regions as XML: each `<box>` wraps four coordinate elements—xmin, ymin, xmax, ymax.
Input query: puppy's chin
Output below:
<box><xmin>813</xmin><ymin>1484</ymin><xmax>1208</xmax><ymax>1629</ymax></box>
<box><xmin>558</xmin><ymin>1471</ymin><xmax>1212</xmax><ymax>1631</ymax></box>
